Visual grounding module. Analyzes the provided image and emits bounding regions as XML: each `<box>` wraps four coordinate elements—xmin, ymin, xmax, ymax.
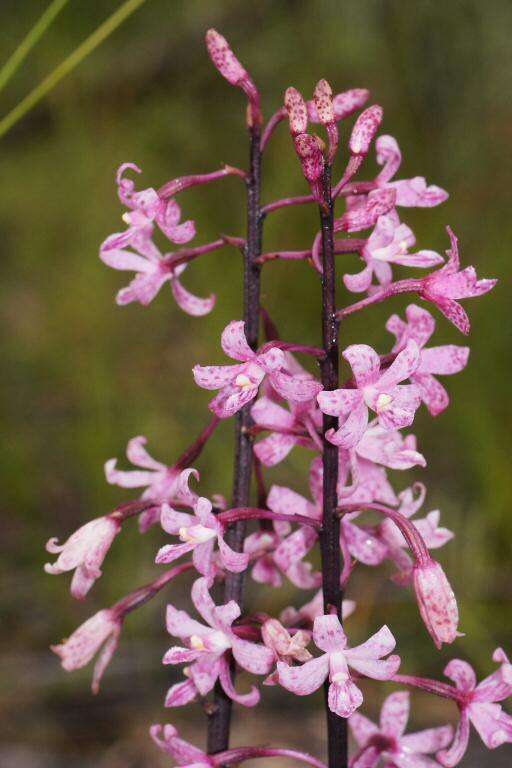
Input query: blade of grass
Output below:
<box><xmin>0</xmin><ymin>0</ymin><xmax>150</xmax><ymax>141</ymax></box>
<box><xmin>0</xmin><ymin>0</ymin><xmax>69</xmax><ymax>95</ymax></box>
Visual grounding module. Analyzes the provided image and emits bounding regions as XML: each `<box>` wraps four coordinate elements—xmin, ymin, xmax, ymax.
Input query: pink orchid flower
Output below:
<box><xmin>51</xmin><ymin>609</ymin><xmax>121</xmax><ymax>694</ymax></box>
<box><xmin>386</xmin><ymin>304</ymin><xmax>469</xmax><ymax>415</ymax></box>
<box><xmin>278</xmin><ymin>615</ymin><xmax>400</xmax><ymax>717</ymax></box>
<box><xmin>45</xmin><ymin>515</ymin><xmax>121</xmax><ymax>600</ymax></box>
<box><xmin>156</xmin><ymin>493</ymin><xmax>249</xmax><ymax>580</ymax></box>
<box><xmin>349</xmin><ymin>691</ymin><xmax>453</xmax><ymax>768</ymax></box>
<box><xmin>375</xmin><ymin>135</ymin><xmax>449</xmax><ymax>208</ymax></box>
<box><xmin>99</xmin><ymin>226</ymin><xmax>215</xmax><ymax>315</ymax></box>
<box><xmin>317</xmin><ymin>341</ymin><xmax>421</xmax><ymax>449</ymax></box>
<box><xmin>437</xmin><ymin>651</ymin><xmax>512</xmax><ymax>766</ymax></box>
<box><xmin>417</xmin><ymin>227</ymin><xmax>497</xmax><ymax>335</ymax></box>
<box><xmin>116</xmin><ymin>162</ymin><xmax>196</xmax><ymax>243</ymax></box>
<box><xmin>163</xmin><ymin>577</ymin><xmax>274</xmax><ymax>707</ymax></box>
<box><xmin>262</xmin><ymin>618</ymin><xmax>313</xmax><ymax>685</ymax></box>
<box><xmin>343</xmin><ymin>212</ymin><xmax>445</xmax><ymax>294</ymax></box>
<box><xmin>104</xmin><ymin>437</ymin><xmax>197</xmax><ymax>532</ymax></box>
<box><xmin>193</xmin><ymin>321</ymin><xmax>322</xmax><ymax>418</ymax></box>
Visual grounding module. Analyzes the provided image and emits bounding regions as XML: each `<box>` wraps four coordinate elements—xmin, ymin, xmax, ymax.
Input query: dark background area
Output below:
<box><xmin>1</xmin><ymin>1</ymin><xmax>511</xmax><ymax>766</ymax></box>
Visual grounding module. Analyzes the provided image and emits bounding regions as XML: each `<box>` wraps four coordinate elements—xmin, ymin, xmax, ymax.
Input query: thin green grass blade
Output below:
<box><xmin>0</xmin><ymin>0</ymin><xmax>149</xmax><ymax>141</ymax></box>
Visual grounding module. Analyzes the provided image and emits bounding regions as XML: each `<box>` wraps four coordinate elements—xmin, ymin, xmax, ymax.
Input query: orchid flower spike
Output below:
<box><xmin>349</xmin><ymin>691</ymin><xmax>453</xmax><ymax>768</ymax></box>
<box><xmin>193</xmin><ymin>321</ymin><xmax>321</xmax><ymax>418</ymax></box>
<box><xmin>278</xmin><ymin>615</ymin><xmax>400</xmax><ymax>718</ymax></box>
<box><xmin>317</xmin><ymin>340</ymin><xmax>421</xmax><ymax>449</ymax></box>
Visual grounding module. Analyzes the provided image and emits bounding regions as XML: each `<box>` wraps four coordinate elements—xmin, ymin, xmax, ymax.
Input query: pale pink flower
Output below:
<box><xmin>375</xmin><ymin>134</ymin><xmax>449</xmax><ymax>208</ymax></box>
<box><xmin>45</xmin><ymin>515</ymin><xmax>121</xmax><ymax>599</ymax></box>
<box><xmin>437</xmin><ymin>651</ymin><xmax>512</xmax><ymax>766</ymax></box>
<box><xmin>317</xmin><ymin>341</ymin><xmax>421</xmax><ymax>449</ymax></box>
<box><xmin>262</xmin><ymin>618</ymin><xmax>313</xmax><ymax>685</ymax></box>
<box><xmin>99</xmin><ymin>226</ymin><xmax>215</xmax><ymax>315</ymax></box>
<box><xmin>104</xmin><ymin>438</ymin><xmax>197</xmax><ymax>532</ymax></box>
<box><xmin>51</xmin><ymin>609</ymin><xmax>121</xmax><ymax>694</ymax></box>
<box><xmin>343</xmin><ymin>212</ymin><xmax>445</xmax><ymax>294</ymax></box>
<box><xmin>349</xmin><ymin>691</ymin><xmax>453</xmax><ymax>768</ymax></box>
<box><xmin>418</xmin><ymin>227</ymin><xmax>497</xmax><ymax>335</ymax></box>
<box><xmin>335</xmin><ymin>188</ymin><xmax>397</xmax><ymax>234</ymax></box>
<box><xmin>156</xmin><ymin>493</ymin><xmax>249</xmax><ymax>580</ymax></box>
<box><xmin>116</xmin><ymin>162</ymin><xmax>196</xmax><ymax>243</ymax></box>
<box><xmin>163</xmin><ymin>577</ymin><xmax>274</xmax><ymax>707</ymax></box>
<box><xmin>413</xmin><ymin>559</ymin><xmax>459</xmax><ymax>649</ymax></box>
<box><xmin>386</xmin><ymin>304</ymin><xmax>469</xmax><ymax>415</ymax></box>
<box><xmin>193</xmin><ymin>321</ymin><xmax>321</xmax><ymax>418</ymax></box>
<box><xmin>278</xmin><ymin>615</ymin><xmax>400</xmax><ymax>717</ymax></box>
<box><xmin>353</xmin><ymin>421</ymin><xmax>426</xmax><ymax>472</ymax></box>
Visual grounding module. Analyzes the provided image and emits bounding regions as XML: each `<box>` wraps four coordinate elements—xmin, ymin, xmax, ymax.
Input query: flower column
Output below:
<box><xmin>206</xmin><ymin>31</ymin><xmax>263</xmax><ymax>755</ymax></box>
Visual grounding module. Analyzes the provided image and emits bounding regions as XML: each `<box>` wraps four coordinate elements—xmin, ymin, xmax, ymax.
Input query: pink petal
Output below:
<box><xmin>401</xmin><ymin>725</ymin><xmax>453</xmax><ymax>754</ymax></box>
<box><xmin>412</xmin><ymin>373</ymin><xmax>450</xmax><ymax>416</ymax></box>
<box><xmin>443</xmin><ymin>659</ymin><xmax>477</xmax><ymax>693</ymax></box>
<box><xmin>328</xmin><ymin>679</ymin><xmax>364</xmax><ymax>717</ymax></box>
<box><xmin>347</xmin><ymin>654</ymin><xmax>401</xmax><ymax>681</ymax></box>
<box><xmin>392</xmin><ymin>249</ymin><xmax>444</xmax><ymax>268</ymax></box>
<box><xmin>317</xmin><ymin>388</ymin><xmax>362</xmax><ymax>417</ymax></box>
<box><xmin>343</xmin><ymin>263</ymin><xmax>374</xmax><ymax>293</ymax></box>
<box><xmin>469</xmin><ymin>702</ymin><xmax>512</xmax><ymax>748</ymax></box>
<box><xmin>116</xmin><ymin>271</ymin><xmax>169</xmax><ymax>306</ymax></box>
<box><xmin>218</xmin><ymin>535</ymin><xmax>250</xmax><ymax>573</ymax></box>
<box><xmin>342</xmin><ymin>520</ymin><xmax>388</xmax><ymax>566</ymax></box>
<box><xmin>190</xmin><ymin>577</ymin><xmax>217</xmax><ymax>627</ymax></box>
<box><xmin>436</xmin><ymin>709</ymin><xmax>470</xmax><ymax>767</ymax></box>
<box><xmin>104</xmin><ymin>459</ymin><xmax>157</xmax><ymax>488</ymax></box>
<box><xmin>171</xmin><ymin>275</ymin><xmax>215</xmax><ymax>316</ymax></box>
<box><xmin>164</xmin><ymin>678</ymin><xmax>198</xmax><ymax>707</ymax></box>
<box><xmin>313</xmin><ymin>614</ymin><xmax>347</xmax><ymax>653</ymax></box>
<box><xmin>347</xmin><ymin>624</ymin><xmax>397</xmax><ymax>660</ymax></box>
<box><xmin>277</xmin><ymin>654</ymin><xmax>329</xmax><ymax>695</ymax></box>
<box><xmin>391</xmin><ymin>177</ymin><xmax>449</xmax><ymax>207</ymax></box>
<box><xmin>254</xmin><ymin>433</ymin><xmax>299</xmax><ymax>466</ymax></box>
<box><xmin>376</xmin><ymin>385</ymin><xmax>422</xmax><ymax>431</ymax></box>
<box><xmin>208</xmin><ymin>383</ymin><xmax>258</xmax><ymax>418</ymax></box>
<box><xmin>126</xmin><ymin>435</ymin><xmax>166</xmax><ymax>470</ymax></box>
<box><xmin>380</xmin><ymin>691</ymin><xmax>410</xmax><ymax>738</ymax></box>
<box><xmin>267</xmin><ymin>485</ymin><xmax>316</xmax><ymax>519</ymax></box>
<box><xmin>274</xmin><ymin>527</ymin><xmax>318</xmax><ymax>572</ymax></box>
<box><xmin>349</xmin><ymin>711</ymin><xmax>380</xmax><ymax>747</ymax></box>
<box><xmin>188</xmin><ymin>655</ymin><xmax>221</xmax><ymax>696</ymax></box>
<box><xmin>343</xmin><ymin>344</ymin><xmax>381</xmax><ymax>387</ymax></box>
<box><xmin>221</xmin><ymin>320</ymin><xmax>254</xmax><ymax>361</ymax></box>
<box><xmin>163</xmin><ymin>646</ymin><xmax>201</xmax><ymax>665</ymax></box>
<box><xmin>231</xmin><ymin>636</ymin><xmax>274</xmax><ymax>674</ymax></box>
<box><xmin>192</xmin><ymin>539</ymin><xmax>216</xmax><ymax>579</ymax></box>
<box><xmin>326</xmin><ymin>402</ymin><xmax>369</xmax><ymax>449</ymax></box>
<box><xmin>166</xmin><ymin>604</ymin><xmax>211</xmax><ymax>640</ymax></box>
<box><xmin>376</xmin><ymin>134</ymin><xmax>402</xmax><ymax>183</ymax></box>
<box><xmin>270</xmin><ymin>372</ymin><xmax>322</xmax><ymax>403</ymax></box>
<box><xmin>192</xmin><ymin>363</ymin><xmax>244</xmax><ymax>390</ymax></box>
<box><xmin>100</xmin><ymin>248</ymin><xmax>153</xmax><ymax>273</ymax></box>
<box><xmin>419</xmin><ymin>345</ymin><xmax>469</xmax><ymax>375</ymax></box>
<box><xmin>156</xmin><ymin>540</ymin><xmax>196</xmax><ymax>564</ymax></box>
<box><xmin>378</xmin><ymin>341</ymin><xmax>420</xmax><ymax>389</ymax></box>
<box><xmin>429</xmin><ymin>297</ymin><xmax>470</xmax><ymax>335</ymax></box>
<box><xmin>251</xmin><ymin>396</ymin><xmax>295</xmax><ymax>429</ymax></box>
<box><xmin>218</xmin><ymin>655</ymin><xmax>260</xmax><ymax>706</ymax></box>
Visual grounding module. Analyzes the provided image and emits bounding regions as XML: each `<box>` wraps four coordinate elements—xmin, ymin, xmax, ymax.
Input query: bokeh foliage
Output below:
<box><xmin>1</xmin><ymin>1</ymin><xmax>511</xmax><ymax>766</ymax></box>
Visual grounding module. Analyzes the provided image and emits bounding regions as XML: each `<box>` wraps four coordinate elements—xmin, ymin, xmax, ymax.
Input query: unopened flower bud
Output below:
<box><xmin>313</xmin><ymin>79</ymin><xmax>335</xmax><ymax>125</ymax></box>
<box><xmin>349</xmin><ymin>104</ymin><xmax>384</xmax><ymax>156</ymax></box>
<box><xmin>284</xmin><ymin>87</ymin><xmax>308</xmax><ymax>136</ymax></box>
<box><xmin>413</xmin><ymin>559</ymin><xmax>459</xmax><ymax>648</ymax></box>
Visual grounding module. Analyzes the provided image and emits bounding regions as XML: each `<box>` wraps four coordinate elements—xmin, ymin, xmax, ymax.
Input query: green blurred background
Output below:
<box><xmin>1</xmin><ymin>1</ymin><xmax>511</xmax><ymax>765</ymax></box>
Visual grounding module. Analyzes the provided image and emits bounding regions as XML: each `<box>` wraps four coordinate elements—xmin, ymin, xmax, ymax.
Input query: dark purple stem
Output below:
<box><xmin>218</xmin><ymin>506</ymin><xmax>321</xmax><ymax>529</ymax></box>
<box><xmin>213</xmin><ymin>747</ymin><xmax>327</xmax><ymax>768</ymax></box>
<box><xmin>207</xmin><ymin>120</ymin><xmax>263</xmax><ymax>756</ymax></box>
<box><xmin>109</xmin><ymin>499</ymin><xmax>158</xmax><ymax>522</ymax></box>
<box><xmin>259</xmin><ymin>339</ymin><xmax>325</xmax><ymax>358</ymax></box>
<box><xmin>318</xmin><ymin>165</ymin><xmax>347</xmax><ymax>768</ymax></box>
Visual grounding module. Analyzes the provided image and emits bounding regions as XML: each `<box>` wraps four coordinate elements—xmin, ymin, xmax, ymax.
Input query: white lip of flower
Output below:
<box><xmin>376</xmin><ymin>392</ymin><xmax>393</xmax><ymax>410</ymax></box>
<box><xmin>235</xmin><ymin>373</ymin><xmax>253</xmax><ymax>390</ymax></box>
<box><xmin>178</xmin><ymin>525</ymin><xmax>215</xmax><ymax>544</ymax></box>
